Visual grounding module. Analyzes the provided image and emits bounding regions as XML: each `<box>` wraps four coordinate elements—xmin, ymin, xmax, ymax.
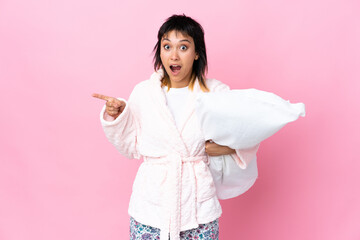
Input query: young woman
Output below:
<box><xmin>93</xmin><ymin>14</ymin><xmax>259</xmax><ymax>240</ymax></box>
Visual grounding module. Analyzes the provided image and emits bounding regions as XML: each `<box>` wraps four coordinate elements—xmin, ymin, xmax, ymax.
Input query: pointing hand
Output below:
<box><xmin>92</xmin><ymin>93</ymin><xmax>126</xmax><ymax>119</ymax></box>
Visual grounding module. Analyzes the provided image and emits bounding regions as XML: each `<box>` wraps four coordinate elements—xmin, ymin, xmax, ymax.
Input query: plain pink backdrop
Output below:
<box><xmin>1</xmin><ymin>0</ymin><xmax>359</xmax><ymax>239</ymax></box>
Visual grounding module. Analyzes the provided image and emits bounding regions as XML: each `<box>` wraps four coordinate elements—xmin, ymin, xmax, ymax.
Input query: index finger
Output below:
<box><xmin>92</xmin><ymin>93</ymin><xmax>111</xmax><ymax>101</ymax></box>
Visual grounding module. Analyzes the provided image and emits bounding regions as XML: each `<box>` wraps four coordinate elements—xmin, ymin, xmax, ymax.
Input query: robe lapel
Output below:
<box><xmin>178</xmin><ymin>82</ymin><xmax>201</xmax><ymax>135</ymax></box>
<box><xmin>149</xmin><ymin>70</ymin><xmax>190</xmax><ymax>155</ymax></box>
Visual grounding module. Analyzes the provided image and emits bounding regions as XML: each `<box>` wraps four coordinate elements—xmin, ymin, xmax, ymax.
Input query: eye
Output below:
<box><xmin>163</xmin><ymin>44</ymin><xmax>170</xmax><ymax>50</ymax></box>
<box><xmin>180</xmin><ymin>45</ymin><xmax>187</xmax><ymax>50</ymax></box>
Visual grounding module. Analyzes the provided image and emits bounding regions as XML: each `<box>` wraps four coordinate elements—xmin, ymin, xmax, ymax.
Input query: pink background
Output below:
<box><xmin>1</xmin><ymin>0</ymin><xmax>359</xmax><ymax>239</ymax></box>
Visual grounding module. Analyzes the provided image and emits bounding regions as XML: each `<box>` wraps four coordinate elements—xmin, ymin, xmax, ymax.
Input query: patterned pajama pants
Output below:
<box><xmin>130</xmin><ymin>217</ymin><xmax>219</xmax><ymax>240</ymax></box>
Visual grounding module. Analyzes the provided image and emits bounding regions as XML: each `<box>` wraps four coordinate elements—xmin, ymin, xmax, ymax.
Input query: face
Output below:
<box><xmin>160</xmin><ymin>30</ymin><xmax>199</xmax><ymax>88</ymax></box>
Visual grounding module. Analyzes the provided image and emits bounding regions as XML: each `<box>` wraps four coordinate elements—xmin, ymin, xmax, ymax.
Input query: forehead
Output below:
<box><xmin>162</xmin><ymin>30</ymin><xmax>193</xmax><ymax>41</ymax></box>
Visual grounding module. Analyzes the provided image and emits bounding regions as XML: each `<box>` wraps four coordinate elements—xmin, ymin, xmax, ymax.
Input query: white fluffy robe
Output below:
<box><xmin>100</xmin><ymin>69</ymin><xmax>259</xmax><ymax>240</ymax></box>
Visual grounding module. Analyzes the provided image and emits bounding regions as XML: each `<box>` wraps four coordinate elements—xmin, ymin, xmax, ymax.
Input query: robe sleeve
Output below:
<box><xmin>213</xmin><ymin>81</ymin><xmax>260</xmax><ymax>169</ymax></box>
<box><xmin>100</xmin><ymin>92</ymin><xmax>141</xmax><ymax>160</ymax></box>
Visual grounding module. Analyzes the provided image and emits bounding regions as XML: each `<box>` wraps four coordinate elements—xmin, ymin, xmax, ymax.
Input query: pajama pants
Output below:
<box><xmin>130</xmin><ymin>217</ymin><xmax>219</xmax><ymax>240</ymax></box>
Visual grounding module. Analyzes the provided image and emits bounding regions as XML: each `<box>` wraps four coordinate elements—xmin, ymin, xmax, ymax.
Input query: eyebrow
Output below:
<box><xmin>162</xmin><ymin>38</ymin><xmax>191</xmax><ymax>44</ymax></box>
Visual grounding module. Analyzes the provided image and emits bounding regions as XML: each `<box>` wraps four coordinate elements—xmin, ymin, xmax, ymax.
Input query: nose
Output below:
<box><xmin>170</xmin><ymin>49</ymin><xmax>179</xmax><ymax>61</ymax></box>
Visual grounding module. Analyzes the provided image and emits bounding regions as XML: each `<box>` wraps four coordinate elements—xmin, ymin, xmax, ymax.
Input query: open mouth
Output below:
<box><xmin>170</xmin><ymin>65</ymin><xmax>181</xmax><ymax>74</ymax></box>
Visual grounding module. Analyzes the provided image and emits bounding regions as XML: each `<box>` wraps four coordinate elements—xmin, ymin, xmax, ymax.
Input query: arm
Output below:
<box><xmin>94</xmin><ymin>91</ymin><xmax>141</xmax><ymax>160</ymax></box>
<box><xmin>100</xmin><ymin>98</ymin><xmax>141</xmax><ymax>159</ymax></box>
<box><xmin>205</xmin><ymin>141</ymin><xmax>260</xmax><ymax>169</ymax></box>
<box><xmin>205</xmin><ymin>140</ymin><xmax>235</xmax><ymax>155</ymax></box>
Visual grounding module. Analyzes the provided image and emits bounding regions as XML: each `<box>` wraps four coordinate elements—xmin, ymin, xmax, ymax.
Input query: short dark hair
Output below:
<box><xmin>153</xmin><ymin>14</ymin><xmax>209</xmax><ymax>91</ymax></box>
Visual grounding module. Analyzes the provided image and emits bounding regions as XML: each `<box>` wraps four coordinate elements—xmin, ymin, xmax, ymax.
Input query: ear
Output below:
<box><xmin>195</xmin><ymin>53</ymin><xmax>199</xmax><ymax>60</ymax></box>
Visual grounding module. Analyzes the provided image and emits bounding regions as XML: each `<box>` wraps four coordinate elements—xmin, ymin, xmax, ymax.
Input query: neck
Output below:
<box><xmin>171</xmin><ymin>81</ymin><xmax>190</xmax><ymax>88</ymax></box>
<box><xmin>170</xmin><ymin>73</ymin><xmax>194</xmax><ymax>88</ymax></box>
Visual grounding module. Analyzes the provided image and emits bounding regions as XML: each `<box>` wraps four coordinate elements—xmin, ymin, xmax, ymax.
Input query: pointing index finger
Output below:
<box><xmin>92</xmin><ymin>93</ymin><xmax>111</xmax><ymax>101</ymax></box>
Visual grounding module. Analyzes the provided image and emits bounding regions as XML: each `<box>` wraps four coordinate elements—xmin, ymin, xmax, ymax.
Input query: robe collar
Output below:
<box><xmin>148</xmin><ymin>69</ymin><xmax>203</xmax><ymax>156</ymax></box>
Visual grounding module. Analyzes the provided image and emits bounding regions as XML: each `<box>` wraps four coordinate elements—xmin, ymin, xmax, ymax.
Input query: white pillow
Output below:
<box><xmin>195</xmin><ymin>89</ymin><xmax>306</xmax><ymax>149</ymax></box>
<box><xmin>209</xmin><ymin>154</ymin><xmax>258</xmax><ymax>199</ymax></box>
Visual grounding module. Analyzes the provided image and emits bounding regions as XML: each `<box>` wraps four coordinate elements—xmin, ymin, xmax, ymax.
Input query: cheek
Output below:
<box><xmin>160</xmin><ymin>54</ymin><xmax>164</xmax><ymax>63</ymax></box>
<box><xmin>160</xmin><ymin>56</ymin><xmax>170</xmax><ymax>68</ymax></box>
<box><xmin>160</xmin><ymin>50</ymin><xmax>169</xmax><ymax>60</ymax></box>
<box><xmin>183</xmin><ymin>51</ymin><xmax>196</xmax><ymax>64</ymax></box>
<box><xmin>184</xmin><ymin>56</ymin><xmax>195</xmax><ymax>68</ymax></box>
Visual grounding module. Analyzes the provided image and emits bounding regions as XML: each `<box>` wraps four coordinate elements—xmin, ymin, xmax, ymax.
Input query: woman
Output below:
<box><xmin>93</xmin><ymin>14</ymin><xmax>259</xmax><ymax>240</ymax></box>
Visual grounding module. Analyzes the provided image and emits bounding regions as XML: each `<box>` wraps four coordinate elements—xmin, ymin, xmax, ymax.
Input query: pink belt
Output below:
<box><xmin>144</xmin><ymin>154</ymin><xmax>208</xmax><ymax>240</ymax></box>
